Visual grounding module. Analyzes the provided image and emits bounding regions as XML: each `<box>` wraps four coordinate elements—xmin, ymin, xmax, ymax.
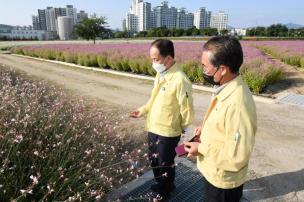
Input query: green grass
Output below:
<box><xmin>241</xmin><ymin>59</ymin><xmax>285</xmax><ymax>94</ymax></box>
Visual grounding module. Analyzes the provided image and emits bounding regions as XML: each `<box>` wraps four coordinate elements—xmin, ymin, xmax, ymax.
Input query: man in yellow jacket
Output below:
<box><xmin>184</xmin><ymin>36</ymin><xmax>257</xmax><ymax>202</ymax></box>
<box><xmin>131</xmin><ymin>39</ymin><xmax>194</xmax><ymax>200</ymax></box>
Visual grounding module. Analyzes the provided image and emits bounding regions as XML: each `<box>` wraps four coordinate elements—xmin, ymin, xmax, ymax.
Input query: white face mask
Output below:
<box><xmin>152</xmin><ymin>62</ymin><xmax>167</xmax><ymax>73</ymax></box>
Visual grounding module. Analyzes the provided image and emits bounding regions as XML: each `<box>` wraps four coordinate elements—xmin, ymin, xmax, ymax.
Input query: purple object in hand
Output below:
<box><xmin>175</xmin><ymin>144</ymin><xmax>188</xmax><ymax>157</ymax></box>
<box><xmin>175</xmin><ymin>135</ymin><xmax>201</xmax><ymax>157</ymax></box>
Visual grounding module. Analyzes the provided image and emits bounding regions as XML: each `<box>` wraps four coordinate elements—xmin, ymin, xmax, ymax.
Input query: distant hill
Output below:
<box><xmin>284</xmin><ymin>23</ymin><xmax>303</xmax><ymax>29</ymax></box>
<box><xmin>245</xmin><ymin>23</ymin><xmax>303</xmax><ymax>30</ymax></box>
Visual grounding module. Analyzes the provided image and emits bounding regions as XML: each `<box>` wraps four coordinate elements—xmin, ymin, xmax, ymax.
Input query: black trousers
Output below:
<box><xmin>148</xmin><ymin>132</ymin><xmax>180</xmax><ymax>193</ymax></box>
<box><xmin>202</xmin><ymin>176</ymin><xmax>243</xmax><ymax>202</ymax></box>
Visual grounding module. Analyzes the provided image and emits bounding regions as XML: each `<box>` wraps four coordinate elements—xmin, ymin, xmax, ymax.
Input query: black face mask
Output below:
<box><xmin>203</xmin><ymin>68</ymin><xmax>222</xmax><ymax>86</ymax></box>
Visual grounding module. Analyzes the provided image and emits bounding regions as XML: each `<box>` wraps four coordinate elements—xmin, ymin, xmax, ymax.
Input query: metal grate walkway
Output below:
<box><xmin>118</xmin><ymin>163</ymin><xmax>205</xmax><ymax>201</ymax></box>
<box><xmin>276</xmin><ymin>93</ymin><xmax>304</xmax><ymax>107</ymax></box>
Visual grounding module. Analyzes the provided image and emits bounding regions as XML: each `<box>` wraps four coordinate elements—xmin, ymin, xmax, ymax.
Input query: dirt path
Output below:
<box><xmin>1</xmin><ymin>53</ymin><xmax>304</xmax><ymax>201</ymax></box>
<box><xmin>276</xmin><ymin>60</ymin><xmax>304</xmax><ymax>95</ymax></box>
<box><xmin>261</xmin><ymin>53</ymin><xmax>304</xmax><ymax>96</ymax></box>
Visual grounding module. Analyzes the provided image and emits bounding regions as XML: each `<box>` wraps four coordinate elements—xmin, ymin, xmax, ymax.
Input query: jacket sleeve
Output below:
<box><xmin>198</xmin><ymin>104</ymin><xmax>257</xmax><ymax>172</ymax></box>
<box><xmin>176</xmin><ymin>77</ymin><xmax>194</xmax><ymax>129</ymax></box>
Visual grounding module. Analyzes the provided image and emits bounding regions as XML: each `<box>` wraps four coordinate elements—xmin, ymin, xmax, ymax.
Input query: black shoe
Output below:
<box><xmin>150</xmin><ymin>183</ymin><xmax>176</xmax><ymax>192</ymax></box>
<box><xmin>150</xmin><ymin>183</ymin><xmax>160</xmax><ymax>192</ymax></box>
<box><xmin>170</xmin><ymin>184</ymin><xmax>176</xmax><ymax>192</ymax></box>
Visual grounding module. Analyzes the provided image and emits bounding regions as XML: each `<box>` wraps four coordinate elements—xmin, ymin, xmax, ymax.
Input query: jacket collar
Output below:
<box><xmin>215</xmin><ymin>75</ymin><xmax>243</xmax><ymax>101</ymax></box>
<box><xmin>158</xmin><ymin>63</ymin><xmax>178</xmax><ymax>83</ymax></box>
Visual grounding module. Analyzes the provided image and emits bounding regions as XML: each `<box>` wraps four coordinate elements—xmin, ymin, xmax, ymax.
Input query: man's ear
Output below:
<box><xmin>220</xmin><ymin>65</ymin><xmax>230</xmax><ymax>76</ymax></box>
<box><xmin>167</xmin><ymin>56</ymin><xmax>173</xmax><ymax>62</ymax></box>
<box><xmin>165</xmin><ymin>56</ymin><xmax>173</xmax><ymax>66</ymax></box>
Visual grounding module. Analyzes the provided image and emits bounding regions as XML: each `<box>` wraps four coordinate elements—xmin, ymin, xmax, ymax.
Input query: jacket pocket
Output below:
<box><xmin>153</xmin><ymin>106</ymin><xmax>174</xmax><ymax>128</ymax></box>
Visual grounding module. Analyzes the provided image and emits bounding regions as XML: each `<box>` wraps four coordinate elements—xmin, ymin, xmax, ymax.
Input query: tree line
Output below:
<box><xmin>246</xmin><ymin>24</ymin><xmax>304</xmax><ymax>37</ymax></box>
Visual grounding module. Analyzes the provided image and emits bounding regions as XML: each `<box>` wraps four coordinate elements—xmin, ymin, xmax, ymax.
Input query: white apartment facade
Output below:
<box><xmin>194</xmin><ymin>7</ymin><xmax>211</xmax><ymax>30</ymax></box>
<box><xmin>211</xmin><ymin>11</ymin><xmax>228</xmax><ymax>31</ymax></box>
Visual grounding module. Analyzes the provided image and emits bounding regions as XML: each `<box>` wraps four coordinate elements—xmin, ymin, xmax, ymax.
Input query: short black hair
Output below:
<box><xmin>203</xmin><ymin>36</ymin><xmax>243</xmax><ymax>73</ymax></box>
<box><xmin>151</xmin><ymin>39</ymin><xmax>175</xmax><ymax>58</ymax></box>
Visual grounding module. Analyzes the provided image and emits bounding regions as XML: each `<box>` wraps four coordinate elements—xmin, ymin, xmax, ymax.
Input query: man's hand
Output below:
<box><xmin>130</xmin><ymin>110</ymin><xmax>140</xmax><ymax>118</ymax></box>
<box><xmin>184</xmin><ymin>141</ymin><xmax>200</xmax><ymax>157</ymax></box>
<box><xmin>194</xmin><ymin>126</ymin><xmax>202</xmax><ymax>136</ymax></box>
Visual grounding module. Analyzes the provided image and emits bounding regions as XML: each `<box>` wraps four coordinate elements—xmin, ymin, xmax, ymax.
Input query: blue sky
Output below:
<box><xmin>0</xmin><ymin>0</ymin><xmax>303</xmax><ymax>29</ymax></box>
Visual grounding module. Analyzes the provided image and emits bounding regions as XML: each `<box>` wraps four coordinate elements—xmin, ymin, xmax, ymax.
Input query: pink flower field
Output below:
<box><xmin>249</xmin><ymin>40</ymin><xmax>304</xmax><ymax>55</ymax></box>
<box><xmin>12</xmin><ymin>40</ymin><xmax>292</xmax><ymax>93</ymax></box>
<box><xmin>19</xmin><ymin>41</ymin><xmax>277</xmax><ymax>63</ymax></box>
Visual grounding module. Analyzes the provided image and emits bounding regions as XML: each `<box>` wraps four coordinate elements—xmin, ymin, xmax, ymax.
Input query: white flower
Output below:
<box><xmin>34</xmin><ymin>150</ymin><xmax>39</xmax><ymax>156</ymax></box>
<box><xmin>152</xmin><ymin>153</ymin><xmax>159</xmax><ymax>158</ymax></box>
<box><xmin>47</xmin><ymin>184</ymin><xmax>54</xmax><ymax>194</ymax></box>
<box><xmin>14</xmin><ymin>135</ymin><xmax>23</xmax><ymax>143</ymax></box>
<box><xmin>90</xmin><ymin>190</ymin><xmax>97</xmax><ymax>196</ymax></box>
<box><xmin>68</xmin><ymin>196</ymin><xmax>75</xmax><ymax>201</ymax></box>
<box><xmin>161</xmin><ymin>172</ymin><xmax>168</xmax><ymax>177</ymax></box>
<box><xmin>84</xmin><ymin>149</ymin><xmax>91</xmax><ymax>155</ymax></box>
<box><xmin>20</xmin><ymin>189</ymin><xmax>33</xmax><ymax>194</ymax></box>
<box><xmin>153</xmin><ymin>194</ymin><xmax>163</xmax><ymax>202</ymax></box>
<box><xmin>30</xmin><ymin>175</ymin><xmax>38</xmax><ymax>185</ymax></box>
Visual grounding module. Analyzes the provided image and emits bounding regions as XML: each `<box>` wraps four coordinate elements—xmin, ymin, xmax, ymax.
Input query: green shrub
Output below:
<box><xmin>300</xmin><ymin>57</ymin><xmax>304</xmax><ymax>68</ymax></box>
<box><xmin>120</xmin><ymin>58</ymin><xmax>131</xmax><ymax>72</ymax></box>
<box><xmin>139</xmin><ymin>61</ymin><xmax>149</xmax><ymax>75</ymax></box>
<box><xmin>138</xmin><ymin>58</ymin><xmax>154</xmax><ymax>75</ymax></box>
<box><xmin>181</xmin><ymin>62</ymin><xmax>203</xmax><ymax>83</ymax></box>
<box><xmin>55</xmin><ymin>51</ymin><xmax>65</xmax><ymax>62</ymax></box>
<box><xmin>284</xmin><ymin>55</ymin><xmax>301</xmax><ymax>67</ymax></box>
<box><xmin>0</xmin><ymin>46</ymin><xmax>10</xmax><ymax>51</ymax></box>
<box><xmin>11</xmin><ymin>47</ymin><xmax>24</xmax><ymax>55</ymax></box>
<box><xmin>148</xmin><ymin>66</ymin><xmax>156</xmax><ymax>76</ymax></box>
<box><xmin>89</xmin><ymin>55</ymin><xmax>98</xmax><ymax>67</ymax></box>
<box><xmin>64</xmin><ymin>52</ymin><xmax>78</xmax><ymax>64</ymax></box>
<box><xmin>97</xmin><ymin>54</ymin><xmax>109</xmax><ymax>68</ymax></box>
<box><xmin>264</xmin><ymin>67</ymin><xmax>285</xmax><ymax>85</ymax></box>
<box><xmin>129</xmin><ymin>59</ymin><xmax>141</xmax><ymax>73</ymax></box>
<box><xmin>241</xmin><ymin>60</ymin><xmax>285</xmax><ymax>94</ymax></box>
<box><xmin>77</xmin><ymin>55</ymin><xmax>85</xmax><ymax>66</ymax></box>
<box><xmin>107</xmin><ymin>56</ymin><xmax>122</xmax><ymax>71</ymax></box>
<box><xmin>242</xmin><ymin>70</ymin><xmax>266</xmax><ymax>94</ymax></box>
<box><xmin>82</xmin><ymin>55</ymin><xmax>91</xmax><ymax>67</ymax></box>
<box><xmin>46</xmin><ymin>50</ymin><xmax>56</xmax><ymax>60</ymax></box>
